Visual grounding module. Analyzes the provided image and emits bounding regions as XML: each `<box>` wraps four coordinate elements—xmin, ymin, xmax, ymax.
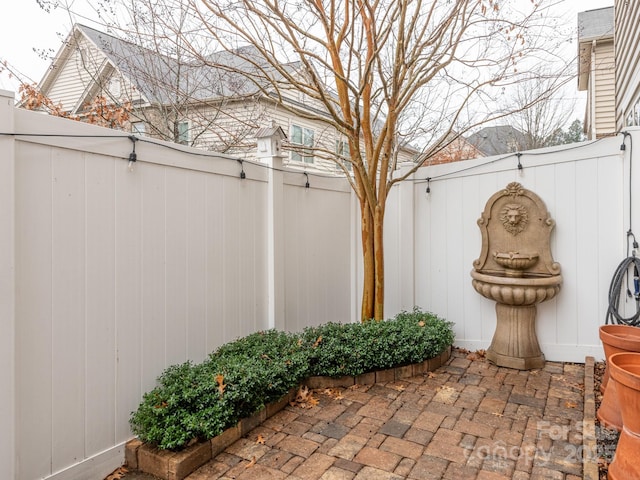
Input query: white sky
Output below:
<box><xmin>0</xmin><ymin>0</ymin><xmax>615</xmax><ymax>120</ymax></box>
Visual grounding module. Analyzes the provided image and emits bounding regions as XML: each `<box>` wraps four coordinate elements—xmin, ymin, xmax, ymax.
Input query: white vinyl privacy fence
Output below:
<box><xmin>385</xmin><ymin>134</ymin><xmax>638</xmax><ymax>364</ymax></box>
<box><xmin>0</xmin><ymin>90</ymin><xmax>355</xmax><ymax>480</ymax></box>
<box><xmin>1</xmin><ymin>87</ymin><xmax>638</xmax><ymax>479</ymax></box>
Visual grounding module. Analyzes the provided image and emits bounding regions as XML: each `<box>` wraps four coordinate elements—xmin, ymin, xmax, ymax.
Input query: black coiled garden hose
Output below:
<box><xmin>606</xmin><ymin>256</ymin><xmax>640</xmax><ymax>326</ymax></box>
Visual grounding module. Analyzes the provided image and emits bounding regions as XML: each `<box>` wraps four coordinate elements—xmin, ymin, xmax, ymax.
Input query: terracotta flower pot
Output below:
<box><xmin>597</xmin><ymin>378</ymin><xmax>623</xmax><ymax>431</ymax></box>
<box><xmin>597</xmin><ymin>325</ymin><xmax>640</xmax><ymax>431</ymax></box>
<box><xmin>607</xmin><ymin>352</ymin><xmax>640</xmax><ymax>480</ymax></box>
<box><xmin>599</xmin><ymin>325</ymin><xmax>640</xmax><ymax>392</ymax></box>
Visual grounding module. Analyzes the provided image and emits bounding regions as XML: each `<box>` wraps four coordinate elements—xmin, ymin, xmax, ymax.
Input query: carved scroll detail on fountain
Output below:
<box><xmin>470</xmin><ymin>182</ymin><xmax>562</xmax><ymax>370</ymax></box>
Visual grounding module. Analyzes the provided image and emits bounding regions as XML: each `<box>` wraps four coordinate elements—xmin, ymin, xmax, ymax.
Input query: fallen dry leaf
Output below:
<box><xmin>323</xmin><ymin>388</ymin><xmax>345</xmax><ymax>400</ymax></box>
<box><xmin>256</xmin><ymin>434</ymin><xmax>266</xmax><ymax>444</ymax></box>
<box><xmin>245</xmin><ymin>456</ymin><xmax>256</xmax><ymax>469</ymax></box>
<box><xmin>215</xmin><ymin>374</ymin><xmax>226</xmax><ymax>396</ymax></box>
<box><xmin>105</xmin><ymin>467</ymin><xmax>128</xmax><ymax>480</ymax></box>
<box><xmin>297</xmin><ymin>385</ymin><xmax>310</xmax><ymax>402</ymax></box>
<box><xmin>349</xmin><ymin>383</ymin><xmax>370</xmax><ymax>392</ymax></box>
<box><xmin>390</xmin><ymin>383</ymin><xmax>406</xmax><ymax>392</ymax></box>
<box><xmin>467</xmin><ymin>349</ymin><xmax>487</xmax><ymax>361</ymax></box>
<box><xmin>426</xmin><ymin>371</ymin><xmax>437</xmax><ymax>379</ymax></box>
<box><xmin>418</xmin><ymin>320</ymin><xmax>425</xmax><ymax>327</ymax></box>
<box><xmin>290</xmin><ymin>385</ymin><xmax>320</xmax><ymax>409</ymax></box>
<box><xmin>491</xmin><ymin>412</ymin><xmax>504</xmax><ymax>417</ymax></box>
<box><xmin>436</xmin><ymin>385</ymin><xmax>456</xmax><ymax>393</ymax></box>
<box><xmin>565</xmin><ymin>401</ymin><xmax>578</xmax><ymax>408</ymax></box>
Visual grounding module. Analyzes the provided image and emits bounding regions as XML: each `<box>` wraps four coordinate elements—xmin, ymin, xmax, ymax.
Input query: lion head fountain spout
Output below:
<box><xmin>471</xmin><ymin>182</ymin><xmax>562</xmax><ymax>370</ymax></box>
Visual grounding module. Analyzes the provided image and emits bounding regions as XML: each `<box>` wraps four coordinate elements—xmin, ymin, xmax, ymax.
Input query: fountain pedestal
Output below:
<box><xmin>471</xmin><ymin>183</ymin><xmax>562</xmax><ymax>370</ymax></box>
<box><xmin>488</xmin><ymin>304</ymin><xmax>542</xmax><ymax>370</ymax></box>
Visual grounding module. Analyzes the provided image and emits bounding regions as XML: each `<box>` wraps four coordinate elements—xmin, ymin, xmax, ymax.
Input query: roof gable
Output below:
<box><xmin>466</xmin><ymin>125</ymin><xmax>527</xmax><ymax>156</ymax></box>
<box><xmin>75</xmin><ymin>25</ymin><xmax>298</xmax><ymax>104</ymax></box>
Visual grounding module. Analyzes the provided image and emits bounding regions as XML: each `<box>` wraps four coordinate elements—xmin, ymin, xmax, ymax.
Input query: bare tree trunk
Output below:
<box><xmin>360</xmin><ymin>200</ymin><xmax>386</xmax><ymax>322</ymax></box>
<box><xmin>373</xmin><ymin>204</ymin><xmax>385</xmax><ymax>321</ymax></box>
<box><xmin>360</xmin><ymin>202</ymin><xmax>375</xmax><ymax>321</ymax></box>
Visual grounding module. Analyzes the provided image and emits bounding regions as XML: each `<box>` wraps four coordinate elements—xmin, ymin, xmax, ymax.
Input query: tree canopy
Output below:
<box><xmin>37</xmin><ymin>0</ymin><xmax>573</xmax><ymax>320</ymax></box>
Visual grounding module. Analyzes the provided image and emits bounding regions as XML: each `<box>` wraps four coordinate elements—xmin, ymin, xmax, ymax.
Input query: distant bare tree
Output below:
<box><xmin>503</xmin><ymin>70</ymin><xmax>577</xmax><ymax>150</ymax></box>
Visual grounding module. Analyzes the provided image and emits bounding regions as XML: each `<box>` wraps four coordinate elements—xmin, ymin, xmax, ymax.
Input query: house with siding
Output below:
<box><xmin>577</xmin><ymin>6</ymin><xmax>615</xmax><ymax>139</ymax></box>
<box><xmin>36</xmin><ymin>24</ymin><xmax>417</xmax><ymax>173</ymax></box>
<box><xmin>615</xmin><ymin>0</ymin><xmax>640</xmax><ymax>129</ymax></box>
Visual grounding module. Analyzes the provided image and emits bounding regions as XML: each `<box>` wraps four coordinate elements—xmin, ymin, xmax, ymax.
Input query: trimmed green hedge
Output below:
<box><xmin>302</xmin><ymin>309</ymin><xmax>454</xmax><ymax>377</ymax></box>
<box><xmin>130</xmin><ymin>308</ymin><xmax>453</xmax><ymax>450</ymax></box>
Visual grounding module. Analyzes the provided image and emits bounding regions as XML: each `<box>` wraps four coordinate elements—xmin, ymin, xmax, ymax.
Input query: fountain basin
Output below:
<box><xmin>493</xmin><ymin>252</ymin><xmax>539</xmax><ymax>277</ymax></box>
<box><xmin>471</xmin><ymin>270</ymin><xmax>562</xmax><ymax>306</ymax></box>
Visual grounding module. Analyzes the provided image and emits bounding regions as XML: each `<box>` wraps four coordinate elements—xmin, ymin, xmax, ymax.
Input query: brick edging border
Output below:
<box><xmin>582</xmin><ymin>356</ymin><xmax>598</xmax><ymax>480</ymax></box>
<box><xmin>125</xmin><ymin>345</ymin><xmax>451</xmax><ymax>480</ymax></box>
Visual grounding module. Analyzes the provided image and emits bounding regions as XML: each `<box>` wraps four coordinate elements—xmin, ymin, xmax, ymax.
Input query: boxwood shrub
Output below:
<box><xmin>302</xmin><ymin>308</ymin><xmax>454</xmax><ymax>377</ymax></box>
<box><xmin>129</xmin><ymin>308</ymin><xmax>453</xmax><ymax>450</ymax></box>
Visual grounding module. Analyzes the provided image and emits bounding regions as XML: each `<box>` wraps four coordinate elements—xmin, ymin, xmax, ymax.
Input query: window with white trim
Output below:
<box><xmin>132</xmin><ymin>122</ymin><xmax>146</xmax><ymax>136</ymax></box>
<box><xmin>625</xmin><ymin>95</ymin><xmax>640</xmax><ymax>127</ymax></box>
<box><xmin>335</xmin><ymin>139</ymin><xmax>352</xmax><ymax>171</ymax></box>
<box><xmin>178</xmin><ymin>121</ymin><xmax>190</xmax><ymax>145</ymax></box>
<box><xmin>290</xmin><ymin>124</ymin><xmax>314</xmax><ymax>163</ymax></box>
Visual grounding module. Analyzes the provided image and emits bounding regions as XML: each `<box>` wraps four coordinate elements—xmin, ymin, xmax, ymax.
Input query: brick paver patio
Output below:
<box><xmin>168</xmin><ymin>349</ymin><xmax>589</xmax><ymax>479</ymax></box>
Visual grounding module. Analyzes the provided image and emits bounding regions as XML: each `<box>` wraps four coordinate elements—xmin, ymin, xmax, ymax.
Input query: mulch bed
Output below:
<box><xmin>594</xmin><ymin>360</ymin><xmax>620</xmax><ymax>480</ymax></box>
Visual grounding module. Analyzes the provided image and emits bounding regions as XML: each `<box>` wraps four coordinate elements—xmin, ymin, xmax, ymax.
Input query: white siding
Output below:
<box><xmin>45</xmin><ymin>35</ymin><xmax>107</xmax><ymax>112</ymax></box>
<box><xmin>615</xmin><ymin>0</ymin><xmax>640</xmax><ymax>129</ymax></box>
<box><xmin>592</xmin><ymin>40</ymin><xmax>616</xmax><ymax>137</ymax></box>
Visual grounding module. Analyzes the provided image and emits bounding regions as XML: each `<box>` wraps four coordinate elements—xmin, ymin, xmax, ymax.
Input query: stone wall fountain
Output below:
<box><xmin>471</xmin><ymin>182</ymin><xmax>562</xmax><ymax>370</ymax></box>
